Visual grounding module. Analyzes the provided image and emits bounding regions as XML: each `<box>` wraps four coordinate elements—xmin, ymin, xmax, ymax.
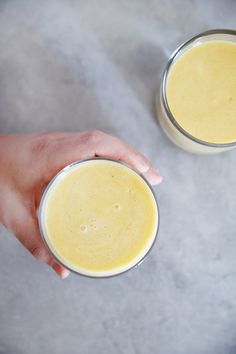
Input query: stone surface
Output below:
<box><xmin>0</xmin><ymin>1</ymin><xmax>236</xmax><ymax>354</ymax></box>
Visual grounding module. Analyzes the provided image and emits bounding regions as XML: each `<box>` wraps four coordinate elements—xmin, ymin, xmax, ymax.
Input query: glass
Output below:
<box><xmin>156</xmin><ymin>29</ymin><xmax>236</xmax><ymax>154</ymax></box>
<box><xmin>38</xmin><ymin>158</ymin><xmax>160</xmax><ymax>278</ymax></box>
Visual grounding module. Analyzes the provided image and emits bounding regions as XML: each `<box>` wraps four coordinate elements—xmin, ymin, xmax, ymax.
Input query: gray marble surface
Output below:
<box><xmin>0</xmin><ymin>1</ymin><xmax>236</xmax><ymax>353</ymax></box>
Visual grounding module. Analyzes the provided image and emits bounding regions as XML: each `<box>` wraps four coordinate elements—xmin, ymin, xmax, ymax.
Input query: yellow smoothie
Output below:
<box><xmin>40</xmin><ymin>159</ymin><xmax>158</xmax><ymax>277</ymax></box>
<box><xmin>166</xmin><ymin>41</ymin><xmax>236</xmax><ymax>144</ymax></box>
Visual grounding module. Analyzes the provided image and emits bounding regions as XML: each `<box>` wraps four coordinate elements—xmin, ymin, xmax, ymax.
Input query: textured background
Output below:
<box><xmin>0</xmin><ymin>1</ymin><xmax>236</xmax><ymax>353</ymax></box>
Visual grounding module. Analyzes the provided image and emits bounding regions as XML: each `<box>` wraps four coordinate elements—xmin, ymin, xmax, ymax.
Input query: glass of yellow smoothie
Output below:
<box><xmin>38</xmin><ymin>158</ymin><xmax>159</xmax><ymax>277</ymax></box>
<box><xmin>156</xmin><ymin>29</ymin><xmax>236</xmax><ymax>154</ymax></box>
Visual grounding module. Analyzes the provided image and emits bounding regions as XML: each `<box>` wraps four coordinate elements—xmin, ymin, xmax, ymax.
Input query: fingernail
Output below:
<box><xmin>138</xmin><ymin>164</ymin><xmax>150</xmax><ymax>173</ymax></box>
<box><xmin>143</xmin><ymin>167</ymin><xmax>163</xmax><ymax>185</ymax></box>
<box><xmin>61</xmin><ymin>268</ymin><xmax>70</xmax><ymax>279</ymax></box>
<box><xmin>52</xmin><ymin>263</ymin><xmax>70</xmax><ymax>279</ymax></box>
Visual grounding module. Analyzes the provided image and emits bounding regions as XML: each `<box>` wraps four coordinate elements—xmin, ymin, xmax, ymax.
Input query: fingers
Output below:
<box><xmin>93</xmin><ymin>133</ymin><xmax>163</xmax><ymax>185</ymax></box>
<box><xmin>32</xmin><ymin>246</ymin><xmax>70</xmax><ymax>279</ymax></box>
<box><xmin>142</xmin><ymin>167</ymin><xmax>163</xmax><ymax>185</ymax></box>
<box><xmin>48</xmin><ymin>131</ymin><xmax>162</xmax><ymax>186</ymax></box>
<box><xmin>10</xmin><ymin>199</ymin><xmax>70</xmax><ymax>279</ymax></box>
<box><xmin>52</xmin><ymin>263</ymin><xmax>70</xmax><ymax>279</ymax></box>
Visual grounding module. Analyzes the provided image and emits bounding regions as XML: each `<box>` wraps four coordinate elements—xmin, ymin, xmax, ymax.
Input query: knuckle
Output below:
<box><xmin>83</xmin><ymin>130</ymin><xmax>106</xmax><ymax>144</ymax></box>
<box><xmin>30</xmin><ymin>135</ymin><xmax>51</xmax><ymax>155</ymax></box>
<box><xmin>30</xmin><ymin>246</ymin><xmax>48</xmax><ymax>263</ymax></box>
<box><xmin>30</xmin><ymin>246</ymin><xmax>41</xmax><ymax>258</ymax></box>
<box><xmin>90</xmin><ymin>130</ymin><xmax>106</xmax><ymax>141</ymax></box>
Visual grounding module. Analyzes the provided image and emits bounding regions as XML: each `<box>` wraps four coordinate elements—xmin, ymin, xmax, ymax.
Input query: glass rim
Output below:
<box><xmin>38</xmin><ymin>157</ymin><xmax>160</xmax><ymax>279</ymax></box>
<box><xmin>162</xmin><ymin>28</ymin><xmax>236</xmax><ymax>148</ymax></box>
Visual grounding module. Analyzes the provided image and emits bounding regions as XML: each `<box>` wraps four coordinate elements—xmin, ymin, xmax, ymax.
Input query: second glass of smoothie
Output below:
<box><xmin>157</xmin><ymin>29</ymin><xmax>236</xmax><ymax>154</ymax></box>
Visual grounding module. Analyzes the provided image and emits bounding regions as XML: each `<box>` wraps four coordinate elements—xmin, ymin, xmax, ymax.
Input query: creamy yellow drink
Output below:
<box><xmin>167</xmin><ymin>41</ymin><xmax>236</xmax><ymax>144</ymax></box>
<box><xmin>157</xmin><ymin>30</ymin><xmax>236</xmax><ymax>153</ymax></box>
<box><xmin>39</xmin><ymin>159</ymin><xmax>159</xmax><ymax>277</ymax></box>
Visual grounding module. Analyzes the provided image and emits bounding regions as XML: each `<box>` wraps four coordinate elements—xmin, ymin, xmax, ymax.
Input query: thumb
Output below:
<box><xmin>10</xmin><ymin>202</ymin><xmax>70</xmax><ymax>279</ymax></box>
<box><xmin>31</xmin><ymin>243</ymin><xmax>70</xmax><ymax>279</ymax></box>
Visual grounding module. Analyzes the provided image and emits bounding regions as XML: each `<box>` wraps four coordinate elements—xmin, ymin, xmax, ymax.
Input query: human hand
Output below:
<box><xmin>0</xmin><ymin>131</ymin><xmax>162</xmax><ymax>278</ymax></box>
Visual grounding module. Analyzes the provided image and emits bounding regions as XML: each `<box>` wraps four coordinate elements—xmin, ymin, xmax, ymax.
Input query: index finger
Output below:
<box><xmin>47</xmin><ymin>131</ymin><xmax>163</xmax><ymax>185</ymax></box>
<box><xmin>93</xmin><ymin>132</ymin><xmax>163</xmax><ymax>185</ymax></box>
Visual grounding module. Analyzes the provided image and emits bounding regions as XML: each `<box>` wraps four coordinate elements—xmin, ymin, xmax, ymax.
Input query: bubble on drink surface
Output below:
<box><xmin>114</xmin><ymin>203</ymin><xmax>121</xmax><ymax>210</ymax></box>
<box><xmin>80</xmin><ymin>224</ymin><xmax>88</xmax><ymax>232</ymax></box>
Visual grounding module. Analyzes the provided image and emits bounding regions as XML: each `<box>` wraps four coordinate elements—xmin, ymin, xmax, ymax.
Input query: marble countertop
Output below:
<box><xmin>0</xmin><ymin>1</ymin><xmax>236</xmax><ymax>354</ymax></box>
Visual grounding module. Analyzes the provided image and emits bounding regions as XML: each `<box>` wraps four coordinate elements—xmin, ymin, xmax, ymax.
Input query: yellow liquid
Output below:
<box><xmin>42</xmin><ymin>160</ymin><xmax>158</xmax><ymax>276</ymax></box>
<box><xmin>166</xmin><ymin>41</ymin><xmax>236</xmax><ymax>144</ymax></box>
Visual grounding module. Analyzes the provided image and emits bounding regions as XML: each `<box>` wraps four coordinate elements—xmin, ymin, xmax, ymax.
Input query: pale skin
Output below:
<box><xmin>0</xmin><ymin>131</ymin><xmax>162</xmax><ymax>279</ymax></box>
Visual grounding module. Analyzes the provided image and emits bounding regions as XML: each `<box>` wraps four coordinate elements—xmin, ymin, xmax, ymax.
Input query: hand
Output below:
<box><xmin>0</xmin><ymin>131</ymin><xmax>162</xmax><ymax>278</ymax></box>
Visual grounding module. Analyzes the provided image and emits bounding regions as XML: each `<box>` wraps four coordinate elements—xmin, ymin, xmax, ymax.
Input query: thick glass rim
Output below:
<box><xmin>162</xmin><ymin>28</ymin><xmax>236</xmax><ymax>148</ymax></box>
<box><xmin>38</xmin><ymin>157</ymin><xmax>160</xmax><ymax>279</ymax></box>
